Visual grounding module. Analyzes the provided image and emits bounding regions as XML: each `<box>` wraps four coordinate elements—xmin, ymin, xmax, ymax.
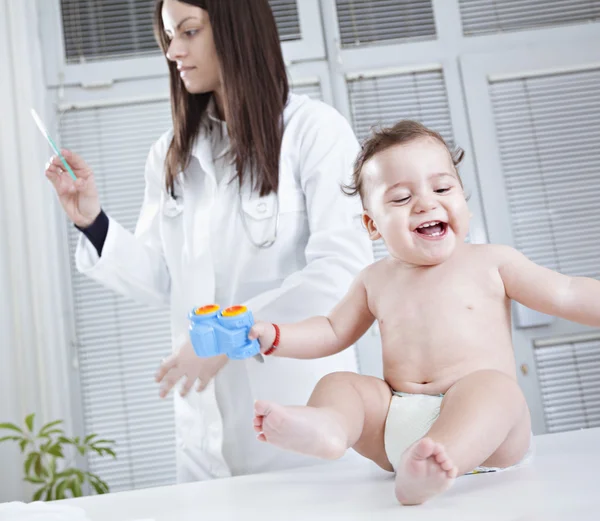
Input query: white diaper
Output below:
<box><xmin>384</xmin><ymin>391</ymin><xmax>535</xmax><ymax>474</ymax></box>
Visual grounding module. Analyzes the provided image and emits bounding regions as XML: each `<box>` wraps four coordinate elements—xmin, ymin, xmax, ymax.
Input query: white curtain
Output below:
<box><xmin>0</xmin><ymin>0</ymin><xmax>73</xmax><ymax>502</ymax></box>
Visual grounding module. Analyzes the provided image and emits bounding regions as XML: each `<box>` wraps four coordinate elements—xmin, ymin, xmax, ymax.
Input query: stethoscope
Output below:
<box><xmin>238</xmin><ymin>190</ymin><xmax>279</xmax><ymax>249</ymax></box>
<box><xmin>165</xmin><ymin>181</ymin><xmax>280</xmax><ymax>249</ymax></box>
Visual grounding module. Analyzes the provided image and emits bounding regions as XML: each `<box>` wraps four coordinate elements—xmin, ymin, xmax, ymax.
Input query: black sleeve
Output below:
<box><xmin>75</xmin><ymin>209</ymin><xmax>109</xmax><ymax>256</ymax></box>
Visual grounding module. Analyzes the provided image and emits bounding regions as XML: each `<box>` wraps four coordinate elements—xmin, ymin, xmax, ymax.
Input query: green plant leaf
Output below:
<box><xmin>98</xmin><ymin>477</ymin><xmax>110</xmax><ymax>494</ymax></box>
<box><xmin>58</xmin><ymin>436</ymin><xmax>73</xmax><ymax>445</ymax></box>
<box><xmin>87</xmin><ymin>472</ymin><xmax>110</xmax><ymax>495</ymax></box>
<box><xmin>24</xmin><ymin>476</ymin><xmax>46</xmax><ymax>484</ymax></box>
<box><xmin>70</xmin><ymin>477</ymin><xmax>83</xmax><ymax>498</ymax></box>
<box><xmin>19</xmin><ymin>439</ymin><xmax>29</xmax><ymax>453</ymax></box>
<box><xmin>46</xmin><ymin>444</ymin><xmax>64</xmax><ymax>458</ymax></box>
<box><xmin>45</xmin><ymin>483</ymin><xmax>56</xmax><ymax>501</ymax></box>
<box><xmin>55</xmin><ymin>468</ymin><xmax>78</xmax><ymax>479</ymax></box>
<box><xmin>48</xmin><ymin>457</ymin><xmax>57</xmax><ymax>477</ymax></box>
<box><xmin>40</xmin><ymin>429</ymin><xmax>64</xmax><ymax>439</ymax></box>
<box><xmin>0</xmin><ymin>422</ymin><xmax>23</xmax><ymax>434</ymax></box>
<box><xmin>106</xmin><ymin>449</ymin><xmax>117</xmax><ymax>458</ymax></box>
<box><xmin>87</xmin><ymin>476</ymin><xmax>104</xmax><ymax>495</ymax></box>
<box><xmin>0</xmin><ymin>435</ymin><xmax>23</xmax><ymax>443</ymax></box>
<box><xmin>34</xmin><ymin>454</ymin><xmax>44</xmax><ymax>477</ymax></box>
<box><xmin>39</xmin><ymin>420</ymin><xmax>64</xmax><ymax>437</ymax></box>
<box><xmin>84</xmin><ymin>433</ymin><xmax>98</xmax><ymax>444</ymax></box>
<box><xmin>32</xmin><ymin>485</ymin><xmax>47</xmax><ymax>502</ymax></box>
<box><xmin>25</xmin><ymin>414</ymin><xmax>35</xmax><ymax>433</ymax></box>
<box><xmin>25</xmin><ymin>452</ymin><xmax>40</xmax><ymax>476</ymax></box>
<box><xmin>92</xmin><ymin>439</ymin><xmax>116</xmax><ymax>446</ymax></box>
<box><xmin>55</xmin><ymin>479</ymin><xmax>69</xmax><ymax>500</ymax></box>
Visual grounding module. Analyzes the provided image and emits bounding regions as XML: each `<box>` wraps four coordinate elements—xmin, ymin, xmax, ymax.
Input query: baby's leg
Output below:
<box><xmin>395</xmin><ymin>369</ymin><xmax>530</xmax><ymax>505</ymax></box>
<box><xmin>254</xmin><ymin>372</ymin><xmax>394</xmax><ymax>469</ymax></box>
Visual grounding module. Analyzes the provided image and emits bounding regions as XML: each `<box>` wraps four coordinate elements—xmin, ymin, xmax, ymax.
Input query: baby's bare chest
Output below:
<box><xmin>367</xmin><ymin>261</ymin><xmax>507</xmax><ymax>332</ymax></box>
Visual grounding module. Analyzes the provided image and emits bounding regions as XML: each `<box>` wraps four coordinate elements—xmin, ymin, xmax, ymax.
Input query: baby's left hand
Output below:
<box><xmin>248</xmin><ymin>321</ymin><xmax>277</xmax><ymax>354</ymax></box>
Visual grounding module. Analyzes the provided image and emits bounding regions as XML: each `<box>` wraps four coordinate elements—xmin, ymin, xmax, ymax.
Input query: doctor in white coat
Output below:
<box><xmin>45</xmin><ymin>0</ymin><xmax>373</xmax><ymax>482</ymax></box>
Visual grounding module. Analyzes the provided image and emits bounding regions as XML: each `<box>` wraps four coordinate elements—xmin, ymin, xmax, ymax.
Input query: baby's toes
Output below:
<box><xmin>253</xmin><ymin>416</ymin><xmax>264</xmax><ymax>432</ymax></box>
<box><xmin>433</xmin><ymin>450</ymin><xmax>447</xmax><ymax>464</ymax></box>
<box><xmin>439</xmin><ymin>458</ymin><xmax>454</xmax><ymax>472</ymax></box>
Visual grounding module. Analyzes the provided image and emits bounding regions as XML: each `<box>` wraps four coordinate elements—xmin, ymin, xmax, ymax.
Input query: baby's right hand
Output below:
<box><xmin>248</xmin><ymin>321</ymin><xmax>277</xmax><ymax>353</ymax></box>
<box><xmin>45</xmin><ymin>149</ymin><xmax>101</xmax><ymax>228</ymax></box>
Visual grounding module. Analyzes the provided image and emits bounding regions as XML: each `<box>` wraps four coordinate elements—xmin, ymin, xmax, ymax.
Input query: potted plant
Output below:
<box><xmin>0</xmin><ymin>414</ymin><xmax>116</xmax><ymax>501</ymax></box>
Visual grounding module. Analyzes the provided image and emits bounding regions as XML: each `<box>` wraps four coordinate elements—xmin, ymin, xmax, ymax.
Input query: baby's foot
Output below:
<box><xmin>394</xmin><ymin>437</ymin><xmax>457</xmax><ymax>505</ymax></box>
<box><xmin>253</xmin><ymin>400</ymin><xmax>348</xmax><ymax>460</ymax></box>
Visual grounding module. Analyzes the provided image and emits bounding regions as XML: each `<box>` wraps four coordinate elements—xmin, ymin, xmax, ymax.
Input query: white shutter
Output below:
<box><xmin>489</xmin><ymin>68</ymin><xmax>600</xmax><ymax>279</ymax></box>
<box><xmin>335</xmin><ymin>0</ymin><xmax>436</xmax><ymax>48</ymax></box>
<box><xmin>59</xmin><ymin>99</ymin><xmax>176</xmax><ymax>491</ymax></box>
<box><xmin>269</xmin><ymin>0</ymin><xmax>302</xmax><ymax>42</ymax></box>
<box><xmin>60</xmin><ymin>0</ymin><xmax>158</xmax><ymax>63</ymax></box>
<box><xmin>459</xmin><ymin>0</ymin><xmax>600</xmax><ymax>36</ymax></box>
<box><xmin>290</xmin><ymin>80</ymin><xmax>323</xmax><ymax>100</ymax></box>
<box><xmin>347</xmin><ymin>69</ymin><xmax>455</xmax><ymax>260</ymax></box>
<box><xmin>534</xmin><ymin>336</ymin><xmax>600</xmax><ymax>433</ymax></box>
<box><xmin>59</xmin><ymin>0</ymin><xmax>302</xmax><ymax>64</ymax></box>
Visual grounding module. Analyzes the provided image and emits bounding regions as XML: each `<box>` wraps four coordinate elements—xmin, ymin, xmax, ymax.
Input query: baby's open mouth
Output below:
<box><xmin>415</xmin><ymin>221</ymin><xmax>447</xmax><ymax>238</ymax></box>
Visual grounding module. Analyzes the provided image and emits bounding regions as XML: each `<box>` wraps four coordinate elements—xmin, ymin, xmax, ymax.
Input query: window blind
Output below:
<box><xmin>458</xmin><ymin>0</ymin><xmax>600</xmax><ymax>36</ymax></box>
<box><xmin>59</xmin><ymin>99</ymin><xmax>176</xmax><ymax>492</ymax></box>
<box><xmin>489</xmin><ymin>68</ymin><xmax>600</xmax><ymax>279</ymax></box>
<box><xmin>59</xmin><ymin>0</ymin><xmax>301</xmax><ymax>63</ymax></box>
<box><xmin>535</xmin><ymin>337</ymin><xmax>600</xmax><ymax>433</ymax></box>
<box><xmin>60</xmin><ymin>0</ymin><xmax>158</xmax><ymax>63</ymax></box>
<box><xmin>347</xmin><ymin>69</ymin><xmax>455</xmax><ymax>260</ymax></box>
<box><xmin>490</xmin><ymin>68</ymin><xmax>600</xmax><ymax>433</ymax></box>
<box><xmin>290</xmin><ymin>80</ymin><xmax>323</xmax><ymax>101</ymax></box>
<box><xmin>269</xmin><ymin>0</ymin><xmax>302</xmax><ymax>42</ymax></box>
<box><xmin>335</xmin><ymin>0</ymin><xmax>436</xmax><ymax>48</ymax></box>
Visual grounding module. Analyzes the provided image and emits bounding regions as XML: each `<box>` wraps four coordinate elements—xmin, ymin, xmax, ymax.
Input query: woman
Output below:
<box><xmin>45</xmin><ymin>0</ymin><xmax>372</xmax><ymax>482</ymax></box>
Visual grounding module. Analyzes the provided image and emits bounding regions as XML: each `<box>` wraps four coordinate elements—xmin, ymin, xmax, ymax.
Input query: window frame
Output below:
<box><xmin>38</xmin><ymin>0</ymin><xmax>325</xmax><ymax>88</ymax></box>
<box><xmin>460</xmin><ymin>42</ymin><xmax>600</xmax><ymax>434</ymax></box>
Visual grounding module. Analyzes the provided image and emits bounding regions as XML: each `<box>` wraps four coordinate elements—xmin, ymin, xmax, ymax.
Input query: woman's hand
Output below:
<box><xmin>248</xmin><ymin>321</ymin><xmax>277</xmax><ymax>353</ymax></box>
<box><xmin>155</xmin><ymin>339</ymin><xmax>228</xmax><ymax>398</ymax></box>
<box><xmin>45</xmin><ymin>150</ymin><xmax>101</xmax><ymax>228</ymax></box>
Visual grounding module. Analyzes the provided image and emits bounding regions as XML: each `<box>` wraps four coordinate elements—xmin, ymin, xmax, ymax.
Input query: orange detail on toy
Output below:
<box><xmin>195</xmin><ymin>304</ymin><xmax>220</xmax><ymax>315</ymax></box>
<box><xmin>222</xmin><ymin>305</ymin><xmax>247</xmax><ymax>317</ymax></box>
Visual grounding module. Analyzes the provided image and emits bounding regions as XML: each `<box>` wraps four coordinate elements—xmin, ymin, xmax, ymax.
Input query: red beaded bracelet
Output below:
<box><xmin>263</xmin><ymin>323</ymin><xmax>280</xmax><ymax>356</ymax></box>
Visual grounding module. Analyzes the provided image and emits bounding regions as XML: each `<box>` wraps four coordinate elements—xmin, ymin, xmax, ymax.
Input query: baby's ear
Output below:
<box><xmin>362</xmin><ymin>211</ymin><xmax>382</xmax><ymax>241</ymax></box>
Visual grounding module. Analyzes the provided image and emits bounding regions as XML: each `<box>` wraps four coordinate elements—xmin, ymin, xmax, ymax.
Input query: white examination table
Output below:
<box><xmin>63</xmin><ymin>427</ymin><xmax>599</xmax><ymax>521</ymax></box>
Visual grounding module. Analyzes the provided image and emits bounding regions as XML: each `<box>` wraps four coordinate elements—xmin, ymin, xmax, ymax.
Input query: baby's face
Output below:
<box><xmin>362</xmin><ymin>138</ymin><xmax>470</xmax><ymax>266</ymax></box>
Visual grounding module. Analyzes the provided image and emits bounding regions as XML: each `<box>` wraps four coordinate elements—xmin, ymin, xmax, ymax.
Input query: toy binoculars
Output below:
<box><xmin>188</xmin><ymin>304</ymin><xmax>260</xmax><ymax>360</ymax></box>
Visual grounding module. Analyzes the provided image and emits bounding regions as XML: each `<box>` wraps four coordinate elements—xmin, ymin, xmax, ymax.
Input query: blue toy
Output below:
<box><xmin>188</xmin><ymin>304</ymin><xmax>261</xmax><ymax>360</ymax></box>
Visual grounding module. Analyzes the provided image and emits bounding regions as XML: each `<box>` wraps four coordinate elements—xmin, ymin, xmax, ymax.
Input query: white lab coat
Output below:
<box><xmin>75</xmin><ymin>94</ymin><xmax>374</xmax><ymax>481</ymax></box>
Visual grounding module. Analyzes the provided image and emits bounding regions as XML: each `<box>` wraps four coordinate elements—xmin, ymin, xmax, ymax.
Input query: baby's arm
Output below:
<box><xmin>249</xmin><ymin>271</ymin><xmax>376</xmax><ymax>359</ymax></box>
<box><xmin>497</xmin><ymin>245</ymin><xmax>600</xmax><ymax>326</ymax></box>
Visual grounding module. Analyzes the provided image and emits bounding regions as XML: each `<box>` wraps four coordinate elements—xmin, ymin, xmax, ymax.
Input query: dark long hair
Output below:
<box><xmin>153</xmin><ymin>0</ymin><xmax>289</xmax><ymax>197</ymax></box>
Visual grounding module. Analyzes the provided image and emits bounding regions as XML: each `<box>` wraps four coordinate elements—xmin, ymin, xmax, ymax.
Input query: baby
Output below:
<box><xmin>248</xmin><ymin>121</ymin><xmax>600</xmax><ymax>505</ymax></box>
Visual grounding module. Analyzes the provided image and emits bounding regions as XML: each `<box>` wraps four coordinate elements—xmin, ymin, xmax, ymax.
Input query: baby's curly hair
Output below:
<box><xmin>343</xmin><ymin>120</ymin><xmax>465</xmax><ymax>205</ymax></box>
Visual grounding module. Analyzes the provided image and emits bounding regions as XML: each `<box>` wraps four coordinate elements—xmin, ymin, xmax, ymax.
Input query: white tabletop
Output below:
<box><xmin>63</xmin><ymin>427</ymin><xmax>600</xmax><ymax>521</ymax></box>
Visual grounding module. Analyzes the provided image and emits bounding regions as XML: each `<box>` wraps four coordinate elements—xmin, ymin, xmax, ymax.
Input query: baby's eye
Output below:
<box><xmin>392</xmin><ymin>196</ymin><xmax>411</xmax><ymax>204</ymax></box>
<box><xmin>435</xmin><ymin>187</ymin><xmax>451</xmax><ymax>194</ymax></box>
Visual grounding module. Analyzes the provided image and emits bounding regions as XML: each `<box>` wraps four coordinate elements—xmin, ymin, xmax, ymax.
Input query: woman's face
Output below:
<box><xmin>161</xmin><ymin>0</ymin><xmax>221</xmax><ymax>95</ymax></box>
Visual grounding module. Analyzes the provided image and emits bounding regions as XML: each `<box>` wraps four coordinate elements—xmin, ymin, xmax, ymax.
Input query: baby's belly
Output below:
<box><xmin>382</xmin><ymin>341</ymin><xmax>517</xmax><ymax>395</ymax></box>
